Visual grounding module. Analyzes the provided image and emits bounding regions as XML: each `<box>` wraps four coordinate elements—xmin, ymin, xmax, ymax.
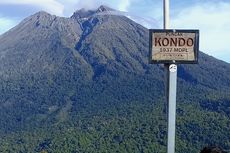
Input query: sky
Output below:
<box><xmin>0</xmin><ymin>0</ymin><xmax>229</xmax><ymax>63</ymax></box>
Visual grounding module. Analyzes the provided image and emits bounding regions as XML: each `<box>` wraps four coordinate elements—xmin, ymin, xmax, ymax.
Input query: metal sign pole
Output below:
<box><xmin>163</xmin><ymin>0</ymin><xmax>177</xmax><ymax>153</ymax></box>
<box><xmin>163</xmin><ymin>0</ymin><xmax>169</xmax><ymax>29</ymax></box>
<box><xmin>167</xmin><ymin>64</ymin><xmax>177</xmax><ymax>153</ymax></box>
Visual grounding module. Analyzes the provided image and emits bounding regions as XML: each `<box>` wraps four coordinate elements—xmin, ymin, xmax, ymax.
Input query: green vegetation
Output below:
<box><xmin>0</xmin><ymin>96</ymin><xmax>229</xmax><ymax>153</ymax></box>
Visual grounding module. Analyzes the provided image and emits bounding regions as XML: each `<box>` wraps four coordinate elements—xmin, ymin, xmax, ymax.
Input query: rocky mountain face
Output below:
<box><xmin>0</xmin><ymin>5</ymin><xmax>229</xmax><ymax>153</ymax></box>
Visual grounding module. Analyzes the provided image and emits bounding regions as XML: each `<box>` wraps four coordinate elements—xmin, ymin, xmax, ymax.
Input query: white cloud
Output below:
<box><xmin>0</xmin><ymin>17</ymin><xmax>18</xmax><ymax>35</ymax></box>
<box><xmin>0</xmin><ymin>0</ymin><xmax>64</xmax><ymax>16</ymax></box>
<box><xmin>72</xmin><ymin>0</ymin><xmax>99</xmax><ymax>10</ymax></box>
<box><xmin>171</xmin><ymin>1</ymin><xmax>230</xmax><ymax>62</ymax></box>
<box><xmin>118</xmin><ymin>0</ymin><xmax>130</xmax><ymax>11</ymax></box>
<box><xmin>126</xmin><ymin>13</ymin><xmax>159</xmax><ymax>29</ymax></box>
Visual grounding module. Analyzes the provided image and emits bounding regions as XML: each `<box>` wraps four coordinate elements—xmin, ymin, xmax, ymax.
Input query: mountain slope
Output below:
<box><xmin>0</xmin><ymin>6</ymin><xmax>229</xmax><ymax>153</ymax></box>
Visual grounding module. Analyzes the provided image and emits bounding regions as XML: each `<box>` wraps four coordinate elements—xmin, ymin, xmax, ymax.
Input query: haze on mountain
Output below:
<box><xmin>0</xmin><ymin>5</ymin><xmax>229</xmax><ymax>153</ymax></box>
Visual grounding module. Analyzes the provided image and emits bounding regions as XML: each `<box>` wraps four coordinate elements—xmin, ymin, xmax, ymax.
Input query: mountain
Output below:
<box><xmin>0</xmin><ymin>5</ymin><xmax>229</xmax><ymax>153</ymax></box>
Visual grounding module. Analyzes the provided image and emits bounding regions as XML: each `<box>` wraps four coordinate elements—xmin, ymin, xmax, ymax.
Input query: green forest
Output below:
<box><xmin>0</xmin><ymin>89</ymin><xmax>229</xmax><ymax>153</ymax></box>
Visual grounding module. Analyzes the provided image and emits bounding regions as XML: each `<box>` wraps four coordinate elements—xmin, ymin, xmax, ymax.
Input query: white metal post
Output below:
<box><xmin>163</xmin><ymin>0</ymin><xmax>177</xmax><ymax>153</ymax></box>
<box><xmin>163</xmin><ymin>0</ymin><xmax>169</xmax><ymax>29</ymax></box>
<box><xmin>167</xmin><ymin>64</ymin><xmax>177</xmax><ymax>153</ymax></box>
